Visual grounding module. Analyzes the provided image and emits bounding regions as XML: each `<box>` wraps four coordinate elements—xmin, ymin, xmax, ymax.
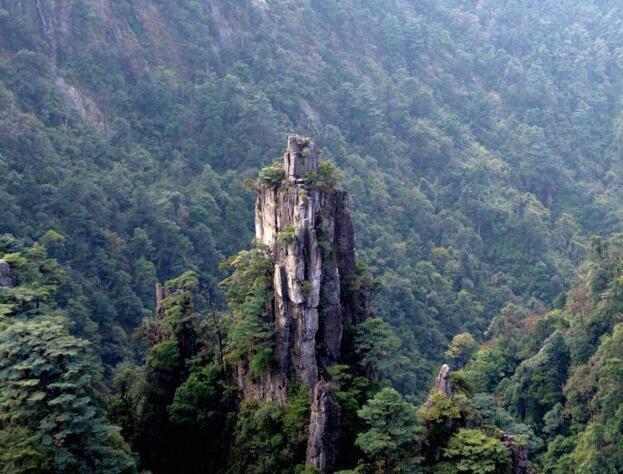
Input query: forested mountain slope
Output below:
<box><xmin>2</xmin><ymin>0</ymin><xmax>623</xmax><ymax>393</ymax></box>
<box><xmin>4</xmin><ymin>0</ymin><xmax>623</xmax><ymax>472</ymax></box>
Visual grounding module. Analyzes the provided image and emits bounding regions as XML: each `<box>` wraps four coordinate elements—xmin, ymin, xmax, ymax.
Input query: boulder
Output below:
<box><xmin>0</xmin><ymin>260</ymin><xmax>15</xmax><ymax>288</ymax></box>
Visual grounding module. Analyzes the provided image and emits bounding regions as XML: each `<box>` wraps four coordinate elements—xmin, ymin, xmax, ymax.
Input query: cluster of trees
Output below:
<box><xmin>0</xmin><ymin>237</ymin><xmax>136</xmax><ymax>473</ymax></box>
<box><xmin>450</xmin><ymin>235</ymin><xmax>623</xmax><ymax>473</ymax></box>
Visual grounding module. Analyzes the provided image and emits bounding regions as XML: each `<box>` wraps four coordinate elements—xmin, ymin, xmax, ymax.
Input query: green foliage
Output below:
<box><xmin>167</xmin><ymin>364</ymin><xmax>237</xmax><ymax>471</ymax></box>
<box><xmin>220</xmin><ymin>247</ymin><xmax>275</xmax><ymax>376</ymax></box>
<box><xmin>5</xmin><ymin>1</ymin><xmax>623</xmax><ymax>472</ymax></box>
<box><xmin>278</xmin><ymin>224</ymin><xmax>297</xmax><ymax>247</ymax></box>
<box><xmin>165</xmin><ymin>270</ymin><xmax>199</xmax><ymax>292</ymax></box>
<box><xmin>258</xmin><ymin>162</ymin><xmax>285</xmax><ymax>186</ymax></box>
<box><xmin>442</xmin><ymin>429</ymin><xmax>511</xmax><ymax>474</ymax></box>
<box><xmin>327</xmin><ymin>364</ymin><xmax>372</xmax><ymax>469</ymax></box>
<box><xmin>0</xmin><ymin>318</ymin><xmax>136</xmax><ymax>473</ymax></box>
<box><xmin>354</xmin><ymin>317</ymin><xmax>402</xmax><ymax>381</ymax></box>
<box><xmin>304</xmin><ymin>160</ymin><xmax>343</xmax><ymax>190</ymax></box>
<box><xmin>0</xmin><ymin>426</ymin><xmax>50</xmax><ymax>474</ymax></box>
<box><xmin>502</xmin><ymin>331</ymin><xmax>570</xmax><ymax>427</ymax></box>
<box><xmin>419</xmin><ymin>394</ymin><xmax>462</xmax><ymax>425</ymax></box>
<box><xmin>230</xmin><ymin>392</ymin><xmax>310</xmax><ymax>474</ymax></box>
<box><xmin>356</xmin><ymin>387</ymin><xmax>423</xmax><ymax>473</ymax></box>
<box><xmin>158</xmin><ymin>271</ymin><xmax>199</xmax><ymax>331</ymax></box>
<box><xmin>445</xmin><ymin>333</ymin><xmax>478</xmax><ymax>370</ymax></box>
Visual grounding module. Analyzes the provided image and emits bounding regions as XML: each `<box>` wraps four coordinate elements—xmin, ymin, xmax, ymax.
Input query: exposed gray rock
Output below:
<box><xmin>305</xmin><ymin>381</ymin><xmax>341</xmax><ymax>474</ymax></box>
<box><xmin>0</xmin><ymin>260</ymin><xmax>15</xmax><ymax>288</ymax></box>
<box><xmin>283</xmin><ymin>134</ymin><xmax>318</xmax><ymax>181</ymax></box>
<box><xmin>434</xmin><ymin>364</ymin><xmax>451</xmax><ymax>397</ymax></box>
<box><xmin>155</xmin><ymin>283</ymin><xmax>169</xmax><ymax>318</ymax></box>
<box><xmin>55</xmin><ymin>76</ymin><xmax>107</xmax><ymax>132</ymax></box>
<box><xmin>246</xmin><ymin>134</ymin><xmax>359</xmax><ymax>403</ymax></box>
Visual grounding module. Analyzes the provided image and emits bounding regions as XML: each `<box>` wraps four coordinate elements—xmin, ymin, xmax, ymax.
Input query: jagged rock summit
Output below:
<box><xmin>434</xmin><ymin>363</ymin><xmax>452</xmax><ymax>397</ymax></box>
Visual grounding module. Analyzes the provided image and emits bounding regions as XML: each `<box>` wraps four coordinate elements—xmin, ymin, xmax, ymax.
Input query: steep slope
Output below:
<box><xmin>453</xmin><ymin>235</ymin><xmax>623</xmax><ymax>473</ymax></box>
<box><xmin>2</xmin><ymin>0</ymin><xmax>623</xmax><ymax>395</ymax></box>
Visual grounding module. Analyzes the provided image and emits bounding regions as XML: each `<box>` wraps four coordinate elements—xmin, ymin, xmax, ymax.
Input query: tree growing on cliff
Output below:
<box><xmin>219</xmin><ymin>247</ymin><xmax>276</xmax><ymax>377</ymax></box>
<box><xmin>445</xmin><ymin>333</ymin><xmax>478</xmax><ymax>370</ymax></box>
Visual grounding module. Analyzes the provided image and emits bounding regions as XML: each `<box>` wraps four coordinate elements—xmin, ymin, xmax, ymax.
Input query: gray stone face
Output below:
<box><xmin>283</xmin><ymin>134</ymin><xmax>319</xmax><ymax>180</ymax></box>
<box><xmin>434</xmin><ymin>364</ymin><xmax>451</xmax><ymax>397</ymax></box>
<box><xmin>239</xmin><ymin>136</ymin><xmax>367</xmax><ymax>467</ymax></box>
<box><xmin>155</xmin><ymin>283</ymin><xmax>169</xmax><ymax>318</ymax></box>
<box><xmin>305</xmin><ymin>381</ymin><xmax>341</xmax><ymax>474</ymax></box>
<box><xmin>0</xmin><ymin>260</ymin><xmax>15</xmax><ymax>288</ymax></box>
<box><xmin>242</xmin><ymin>136</ymin><xmax>359</xmax><ymax>403</ymax></box>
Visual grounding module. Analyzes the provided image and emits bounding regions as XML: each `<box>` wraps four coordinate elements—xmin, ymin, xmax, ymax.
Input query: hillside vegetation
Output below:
<box><xmin>2</xmin><ymin>1</ymin><xmax>623</xmax><ymax>472</ymax></box>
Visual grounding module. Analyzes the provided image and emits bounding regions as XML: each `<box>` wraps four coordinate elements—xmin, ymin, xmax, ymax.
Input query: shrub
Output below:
<box><xmin>258</xmin><ymin>162</ymin><xmax>285</xmax><ymax>186</ymax></box>
<box><xmin>304</xmin><ymin>160</ymin><xmax>342</xmax><ymax>190</ymax></box>
<box><xmin>278</xmin><ymin>225</ymin><xmax>297</xmax><ymax>246</ymax></box>
<box><xmin>443</xmin><ymin>429</ymin><xmax>511</xmax><ymax>474</ymax></box>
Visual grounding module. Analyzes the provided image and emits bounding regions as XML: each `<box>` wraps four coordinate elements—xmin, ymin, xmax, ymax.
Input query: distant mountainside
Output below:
<box><xmin>2</xmin><ymin>0</ymin><xmax>623</xmax><ymax>394</ymax></box>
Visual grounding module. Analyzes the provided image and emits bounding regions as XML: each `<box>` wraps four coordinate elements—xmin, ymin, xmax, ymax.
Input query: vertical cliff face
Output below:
<box><xmin>235</xmin><ymin>134</ymin><xmax>358</xmax><ymax>405</ymax></box>
<box><xmin>305</xmin><ymin>380</ymin><xmax>341</xmax><ymax>473</ymax></box>
<box><xmin>232</xmin><ymin>135</ymin><xmax>363</xmax><ymax>472</ymax></box>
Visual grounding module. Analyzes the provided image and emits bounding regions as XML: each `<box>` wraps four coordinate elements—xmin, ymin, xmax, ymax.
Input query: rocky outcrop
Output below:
<box><xmin>234</xmin><ymin>134</ymin><xmax>366</xmax><ymax>471</ymax></box>
<box><xmin>155</xmin><ymin>283</ymin><xmax>169</xmax><ymax>319</ymax></box>
<box><xmin>240</xmin><ymin>134</ymin><xmax>359</xmax><ymax>403</ymax></box>
<box><xmin>306</xmin><ymin>380</ymin><xmax>341</xmax><ymax>474</ymax></box>
<box><xmin>55</xmin><ymin>77</ymin><xmax>107</xmax><ymax>132</ymax></box>
<box><xmin>0</xmin><ymin>260</ymin><xmax>15</xmax><ymax>288</ymax></box>
<box><xmin>501</xmin><ymin>434</ymin><xmax>533</xmax><ymax>474</ymax></box>
<box><xmin>434</xmin><ymin>364</ymin><xmax>451</xmax><ymax>397</ymax></box>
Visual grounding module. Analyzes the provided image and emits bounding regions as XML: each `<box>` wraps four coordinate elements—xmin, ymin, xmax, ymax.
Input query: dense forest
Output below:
<box><xmin>2</xmin><ymin>0</ymin><xmax>623</xmax><ymax>472</ymax></box>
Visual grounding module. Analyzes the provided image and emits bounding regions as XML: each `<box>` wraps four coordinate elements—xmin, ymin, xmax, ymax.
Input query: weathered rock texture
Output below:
<box><xmin>235</xmin><ymin>135</ymin><xmax>366</xmax><ymax>472</ymax></box>
<box><xmin>501</xmin><ymin>433</ymin><xmax>532</xmax><ymax>474</ymax></box>
<box><xmin>305</xmin><ymin>380</ymin><xmax>341</xmax><ymax>474</ymax></box>
<box><xmin>155</xmin><ymin>283</ymin><xmax>169</xmax><ymax>319</ymax></box>
<box><xmin>434</xmin><ymin>364</ymin><xmax>452</xmax><ymax>397</ymax></box>
<box><xmin>0</xmin><ymin>260</ymin><xmax>15</xmax><ymax>288</ymax></box>
<box><xmin>237</xmin><ymin>134</ymin><xmax>359</xmax><ymax>404</ymax></box>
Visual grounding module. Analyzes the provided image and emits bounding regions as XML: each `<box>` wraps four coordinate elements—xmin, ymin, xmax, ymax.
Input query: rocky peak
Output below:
<box><xmin>235</xmin><ymin>134</ymin><xmax>366</xmax><ymax>470</ymax></box>
<box><xmin>239</xmin><ymin>134</ymin><xmax>360</xmax><ymax>405</ymax></box>
<box><xmin>434</xmin><ymin>364</ymin><xmax>451</xmax><ymax>397</ymax></box>
<box><xmin>0</xmin><ymin>260</ymin><xmax>15</xmax><ymax>288</ymax></box>
<box><xmin>283</xmin><ymin>134</ymin><xmax>318</xmax><ymax>180</ymax></box>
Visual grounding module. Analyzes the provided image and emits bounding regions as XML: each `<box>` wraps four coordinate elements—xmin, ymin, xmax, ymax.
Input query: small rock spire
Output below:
<box><xmin>306</xmin><ymin>380</ymin><xmax>341</xmax><ymax>474</ymax></box>
<box><xmin>283</xmin><ymin>134</ymin><xmax>318</xmax><ymax>180</ymax></box>
<box><xmin>155</xmin><ymin>283</ymin><xmax>169</xmax><ymax>318</ymax></box>
<box><xmin>434</xmin><ymin>364</ymin><xmax>451</xmax><ymax>397</ymax></box>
